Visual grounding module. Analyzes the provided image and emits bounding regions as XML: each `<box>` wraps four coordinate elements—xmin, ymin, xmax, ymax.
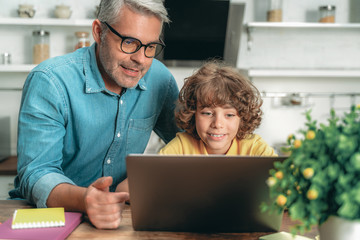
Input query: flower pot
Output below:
<box><xmin>319</xmin><ymin>216</ymin><xmax>360</xmax><ymax>240</ymax></box>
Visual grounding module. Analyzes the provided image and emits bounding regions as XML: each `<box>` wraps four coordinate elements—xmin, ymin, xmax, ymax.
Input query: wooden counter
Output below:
<box><xmin>0</xmin><ymin>200</ymin><xmax>318</xmax><ymax>239</ymax></box>
<box><xmin>0</xmin><ymin>156</ymin><xmax>17</xmax><ymax>175</ymax></box>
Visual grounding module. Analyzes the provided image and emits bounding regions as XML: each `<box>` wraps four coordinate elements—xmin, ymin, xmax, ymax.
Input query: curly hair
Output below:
<box><xmin>176</xmin><ymin>61</ymin><xmax>263</xmax><ymax>140</ymax></box>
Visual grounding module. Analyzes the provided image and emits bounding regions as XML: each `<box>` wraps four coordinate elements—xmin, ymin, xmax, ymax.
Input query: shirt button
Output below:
<box><xmin>120</xmin><ymin>100</ymin><xmax>123</xmax><ymax>104</ymax></box>
<box><xmin>117</xmin><ymin>132</ymin><xmax>121</xmax><ymax>138</ymax></box>
<box><xmin>107</xmin><ymin>158</ymin><xmax>111</xmax><ymax>164</ymax></box>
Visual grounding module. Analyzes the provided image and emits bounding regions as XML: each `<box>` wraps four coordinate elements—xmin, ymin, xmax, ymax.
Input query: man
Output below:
<box><xmin>10</xmin><ymin>0</ymin><xmax>179</xmax><ymax>229</ymax></box>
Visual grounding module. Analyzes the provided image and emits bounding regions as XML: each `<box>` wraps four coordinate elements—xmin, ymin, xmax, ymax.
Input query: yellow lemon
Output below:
<box><xmin>356</xmin><ymin>104</ymin><xmax>360</xmax><ymax>109</ymax></box>
<box><xmin>306</xmin><ymin>130</ymin><xmax>316</xmax><ymax>140</ymax></box>
<box><xmin>266</xmin><ymin>177</ymin><xmax>276</xmax><ymax>187</ymax></box>
<box><xmin>294</xmin><ymin>139</ymin><xmax>302</xmax><ymax>148</ymax></box>
<box><xmin>303</xmin><ymin>168</ymin><xmax>314</xmax><ymax>179</ymax></box>
<box><xmin>276</xmin><ymin>194</ymin><xmax>287</xmax><ymax>206</ymax></box>
<box><xmin>275</xmin><ymin>171</ymin><xmax>283</xmax><ymax>180</ymax></box>
<box><xmin>307</xmin><ymin>189</ymin><xmax>319</xmax><ymax>200</ymax></box>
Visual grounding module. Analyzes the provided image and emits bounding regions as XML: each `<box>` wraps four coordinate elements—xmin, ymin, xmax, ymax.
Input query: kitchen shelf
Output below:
<box><xmin>245</xmin><ymin>22</ymin><xmax>360</xmax><ymax>50</ymax></box>
<box><xmin>0</xmin><ymin>17</ymin><xmax>93</xmax><ymax>27</ymax></box>
<box><xmin>246</xmin><ymin>22</ymin><xmax>360</xmax><ymax>29</ymax></box>
<box><xmin>0</xmin><ymin>64</ymin><xmax>36</xmax><ymax>73</ymax></box>
<box><xmin>242</xmin><ymin>69</ymin><xmax>360</xmax><ymax>78</ymax></box>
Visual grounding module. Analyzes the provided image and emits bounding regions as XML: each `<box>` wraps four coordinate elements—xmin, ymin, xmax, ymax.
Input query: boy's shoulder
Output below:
<box><xmin>159</xmin><ymin>132</ymin><xmax>200</xmax><ymax>155</ymax></box>
<box><xmin>175</xmin><ymin>132</ymin><xmax>197</xmax><ymax>143</ymax></box>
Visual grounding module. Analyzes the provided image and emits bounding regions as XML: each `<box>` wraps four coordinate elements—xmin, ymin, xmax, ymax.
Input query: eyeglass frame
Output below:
<box><xmin>101</xmin><ymin>21</ymin><xmax>165</xmax><ymax>58</ymax></box>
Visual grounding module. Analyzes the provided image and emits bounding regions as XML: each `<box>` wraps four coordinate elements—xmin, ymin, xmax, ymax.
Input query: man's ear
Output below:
<box><xmin>92</xmin><ymin>19</ymin><xmax>102</xmax><ymax>44</ymax></box>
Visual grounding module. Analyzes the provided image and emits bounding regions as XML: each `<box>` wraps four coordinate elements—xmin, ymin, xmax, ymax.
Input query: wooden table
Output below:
<box><xmin>0</xmin><ymin>200</ymin><xmax>318</xmax><ymax>240</ymax></box>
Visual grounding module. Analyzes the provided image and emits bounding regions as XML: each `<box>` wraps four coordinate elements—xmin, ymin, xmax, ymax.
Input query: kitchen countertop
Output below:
<box><xmin>0</xmin><ymin>156</ymin><xmax>17</xmax><ymax>175</ymax></box>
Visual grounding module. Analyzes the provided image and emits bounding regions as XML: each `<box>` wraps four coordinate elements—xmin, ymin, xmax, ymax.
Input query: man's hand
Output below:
<box><xmin>116</xmin><ymin>178</ymin><xmax>130</xmax><ymax>204</ymax></box>
<box><xmin>115</xmin><ymin>178</ymin><xmax>129</xmax><ymax>193</ymax></box>
<box><xmin>84</xmin><ymin>176</ymin><xmax>130</xmax><ymax>229</ymax></box>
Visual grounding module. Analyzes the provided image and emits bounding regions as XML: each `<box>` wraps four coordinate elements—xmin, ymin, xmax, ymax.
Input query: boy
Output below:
<box><xmin>160</xmin><ymin>61</ymin><xmax>275</xmax><ymax>156</ymax></box>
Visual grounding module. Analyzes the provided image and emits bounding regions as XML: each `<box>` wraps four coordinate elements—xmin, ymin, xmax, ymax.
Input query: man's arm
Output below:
<box><xmin>47</xmin><ymin>176</ymin><xmax>129</xmax><ymax>229</ymax></box>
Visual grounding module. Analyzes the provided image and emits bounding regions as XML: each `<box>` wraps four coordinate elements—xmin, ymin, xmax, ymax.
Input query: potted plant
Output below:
<box><xmin>261</xmin><ymin>105</ymin><xmax>360</xmax><ymax>239</ymax></box>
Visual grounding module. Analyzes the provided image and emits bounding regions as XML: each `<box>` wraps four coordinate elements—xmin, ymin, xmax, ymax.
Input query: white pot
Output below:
<box><xmin>54</xmin><ymin>5</ymin><xmax>72</xmax><ymax>19</ymax></box>
<box><xmin>319</xmin><ymin>216</ymin><xmax>360</xmax><ymax>240</ymax></box>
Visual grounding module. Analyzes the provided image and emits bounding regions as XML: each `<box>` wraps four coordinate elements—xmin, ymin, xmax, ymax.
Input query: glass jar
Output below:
<box><xmin>74</xmin><ymin>31</ymin><xmax>91</xmax><ymax>50</ymax></box>
<box><xmin>32</xmin><ymin>30</ymin><xmax>50</xmax><ymax>64</ymax></box>
<box><xmin>1</xmin><ymin>52</ymin><xmax>11</xmax><ymax>65</ymax></box>
<box><xmin>319</xmin><ymin>5</ymin><xmax>336</xmax><ymax>23</ymax></box>
<box><xmin>267</xmin><ymin>0</ymin><xmax>283</xmax><ymax>22</ymax></box>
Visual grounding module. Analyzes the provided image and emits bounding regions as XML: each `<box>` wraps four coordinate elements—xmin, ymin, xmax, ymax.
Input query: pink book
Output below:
<box><xmin>0</xmin><ymin>212</ymin><xmax>83</xmax><ymax>240</ymax></box>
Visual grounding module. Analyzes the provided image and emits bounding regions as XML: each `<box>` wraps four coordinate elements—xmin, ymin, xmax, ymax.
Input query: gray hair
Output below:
<box><xmin>97</xmin><ymin>0</ymin><xmax>170</xmax><ymax>25</ymax></box>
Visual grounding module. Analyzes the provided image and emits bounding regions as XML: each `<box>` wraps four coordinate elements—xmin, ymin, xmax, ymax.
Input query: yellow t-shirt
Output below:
<box><xmin>159</xmin><ymin>132</ymin><xmax>277</xmax><ymax>156</ymax></box>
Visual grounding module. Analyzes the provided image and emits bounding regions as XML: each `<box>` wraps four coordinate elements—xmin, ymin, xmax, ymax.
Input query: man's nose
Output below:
<box><xmin>130</xmin><ymin>46</ymin><xmax>147</xmax><ymax>64</ymax></box>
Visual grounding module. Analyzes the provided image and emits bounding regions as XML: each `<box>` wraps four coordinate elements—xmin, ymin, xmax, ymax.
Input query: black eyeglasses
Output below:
<box><xmin>102</xmin><ymin>22</ymin><xmax>165</xmax><ymax>58</ymax></box>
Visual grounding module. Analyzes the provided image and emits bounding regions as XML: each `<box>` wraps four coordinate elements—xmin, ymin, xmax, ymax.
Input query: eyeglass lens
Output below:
<box><xmin>121</xmin><ymin>38</ymin><xmax>163</xmax><ymax>58</ymax></box>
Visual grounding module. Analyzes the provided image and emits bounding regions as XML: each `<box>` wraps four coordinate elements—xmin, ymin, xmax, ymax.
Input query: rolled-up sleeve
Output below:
<box><xmin>15</xmin><ymin>70</ymin><xmax>72</xmax><ymax>206</ymax></box>
<box><xmin>32</xmin><ymin>173</ymin><xmax>75</xmax><ymax>208</ymax></box>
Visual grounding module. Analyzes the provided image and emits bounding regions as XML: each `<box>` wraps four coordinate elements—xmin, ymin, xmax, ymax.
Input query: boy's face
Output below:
<box><xmin>195</xmin><ymin>104</ymin><xmax>240</xmax><ymax>154</ymax></box>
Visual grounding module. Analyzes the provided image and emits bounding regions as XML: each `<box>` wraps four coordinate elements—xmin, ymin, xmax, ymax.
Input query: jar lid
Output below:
<box><xmin>319</xmin><ymin>5</ymin><xmax>336</xmax><ymax>10</ymax></box>
<box><xmin>75</xmin><ymin>31</ymin><xmax>90</xmax><ymax>38</ymax></box>
<box><xmin>33</xmin><ymin>30</ymin><xmax>50</xmax><ymax>36</ymax></box>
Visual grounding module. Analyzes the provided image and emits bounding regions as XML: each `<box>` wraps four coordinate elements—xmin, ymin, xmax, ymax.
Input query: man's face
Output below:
<box><xmin>97</xmin><ymin>6</ymin><xmax>162</xmax><ymax>93</ymax></box>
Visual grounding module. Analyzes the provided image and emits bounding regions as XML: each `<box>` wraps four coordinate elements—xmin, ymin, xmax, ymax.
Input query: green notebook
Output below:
<box><xmin>11</xmin><ymin>207</ymin><xmax>65</xmax><ymax>229</ymax></box>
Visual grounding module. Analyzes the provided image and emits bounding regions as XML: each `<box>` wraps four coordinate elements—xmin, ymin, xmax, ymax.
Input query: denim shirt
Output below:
<box><xmin>9</xmin><ymin>43</ymin><xmax>179</xmax><ymax>207</ymax></box>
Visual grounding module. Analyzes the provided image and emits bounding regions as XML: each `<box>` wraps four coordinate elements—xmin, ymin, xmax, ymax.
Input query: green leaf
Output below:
<box><xmin>337</xmin><ymin>201</ymin><xmax>359</xmax><ymax>219</ymax></box>
<box><xmin>289</xmin><ymin>200</ymin><xmax>306</xmax><ymax>220</ymax></box>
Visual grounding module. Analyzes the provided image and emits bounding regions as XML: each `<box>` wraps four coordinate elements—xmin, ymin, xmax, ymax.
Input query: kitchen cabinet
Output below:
<box><xmin>0</xmin><ymin>157</ymin><xmax>16</xmax><ymax>200</ymax></box>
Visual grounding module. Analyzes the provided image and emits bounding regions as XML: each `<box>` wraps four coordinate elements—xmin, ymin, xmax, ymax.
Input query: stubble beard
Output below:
<box><xmin>99</xmin><ymin>42</ymin><xmax>143</xmax><ymax>89</ymax></box>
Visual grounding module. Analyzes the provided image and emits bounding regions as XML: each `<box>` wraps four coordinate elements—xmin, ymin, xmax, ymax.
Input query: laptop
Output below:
<box><xmin>126</xmin><ymin>154</ymin><xmax>287</xmax><ymax>233</ymax></box>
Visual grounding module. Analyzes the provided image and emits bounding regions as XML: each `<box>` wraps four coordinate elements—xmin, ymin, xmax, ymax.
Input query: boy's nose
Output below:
<box><xmin>212</xmin><ymin>116</ymin><xmax>224</xmax><ymax>128</ymax></box>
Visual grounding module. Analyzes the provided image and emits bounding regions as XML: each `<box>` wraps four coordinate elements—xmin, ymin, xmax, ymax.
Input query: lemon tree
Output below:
<box><xmin>261</xmin><ymin>105</ymin><xmax>360</xmax><ymax>234</ymax></box>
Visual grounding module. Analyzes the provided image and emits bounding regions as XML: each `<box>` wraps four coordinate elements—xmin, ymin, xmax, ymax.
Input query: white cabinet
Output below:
<box><xmin>0</xmin><ymin>157</ymin><xmax>17</xmax><ymax>200</ymax></box>
<box><xmin>0</xmin><ymin>176</ymin><xmax>14</xmax><ymax>200</ymax></box>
